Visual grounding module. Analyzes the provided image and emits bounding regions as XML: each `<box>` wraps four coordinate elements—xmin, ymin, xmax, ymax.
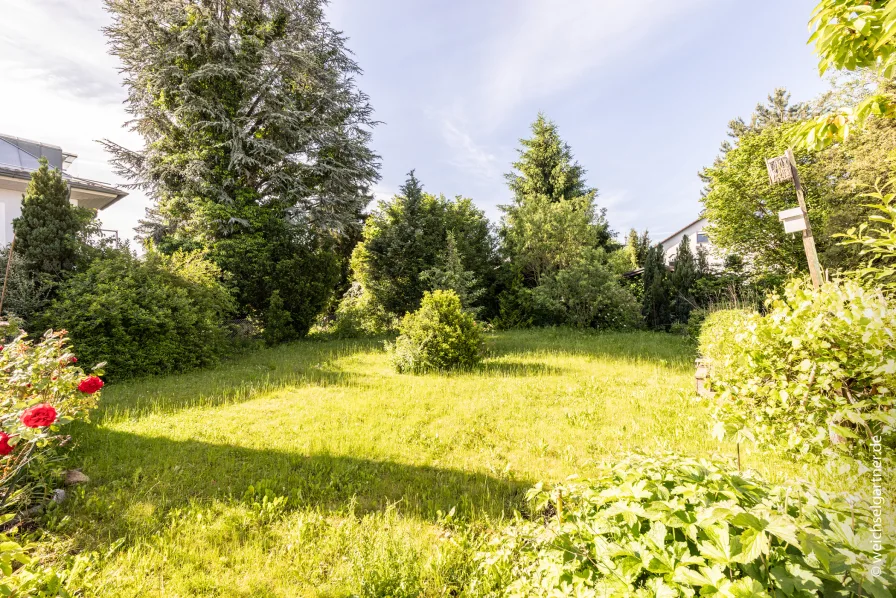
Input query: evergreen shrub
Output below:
<box><xmin>387</xmin><ymin>290</ymin><xmax>482</xmax><ymax>373</ymax></box>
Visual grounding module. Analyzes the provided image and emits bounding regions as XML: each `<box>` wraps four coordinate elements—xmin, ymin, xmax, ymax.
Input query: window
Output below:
<box><xmin>696</xmin><ymin>232</ymin><xmax>709</xmax><ymax>244</ymax></box>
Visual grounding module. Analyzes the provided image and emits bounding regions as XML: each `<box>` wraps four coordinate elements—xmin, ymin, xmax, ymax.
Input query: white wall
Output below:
<box><xmin>662</xmin><ymin>218</ymin><xmax>724</xmax><ymax>266</ymax></box>
<box><xmin>0</xmin><ymin>188</ymin><xmax>23</xmax><ymax>247</ymax></box>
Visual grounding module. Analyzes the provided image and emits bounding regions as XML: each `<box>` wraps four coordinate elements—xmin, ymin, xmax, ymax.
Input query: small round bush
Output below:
<box><xmin>387</xmin><ymin>290</ymin><xmax>482</xmax><ymax>373</ymax></box>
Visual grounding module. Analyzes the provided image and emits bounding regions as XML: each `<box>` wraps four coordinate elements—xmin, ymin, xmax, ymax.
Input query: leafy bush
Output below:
<box><xmin>533</xmin><ymin>248</ymin><xmax>643</xmax><ymax>329</ymax></box>
<box><xmin>262</xmin><ymin>290</ymin><xmax>292</xmax><ymax>346</ymax></box>
<box><xmin>836</xmin><ymin>182</ymin><xmax>896</xmax><ymax>292</ymax></box>
<box><xmin>697</xmin><ymin>308</ymin><xmax>752</xmax><ymax>378</ymax></box>
<box><xmin>1</xmin><ymin>330</ymin><xmax>103</xmax><ymax>515</ymax></box>
<box><xmin>46</xmin><ymin>249</ymin><xmax>234</xmax><ymax>379</ymax></box>
<box><xmin>472</xmin><ymin>454</ymin><xmax>894</xmax><ymax>597</ymax></box>
<box><xmin>325</xmin><ymin>282</ymin><xmax>397</xmax><ymax>338</ymax></box>
<box><xmin>387</xmin><ymin>290</ymin><xmax>483</xmax><ymax>373</ymax></box>
<box><xmin>707</xmin><ymin>279</ymin><xmax>895</xmax><ymax>469</ymax></box>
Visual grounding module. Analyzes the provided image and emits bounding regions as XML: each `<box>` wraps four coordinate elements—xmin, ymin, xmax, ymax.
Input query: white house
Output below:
<box><xmin>659</xmin><ymin>217</ymin><xmax>725</xmax><ymax>267</ymax></box>
<box><xmin>0</xmin><ymin>134</ymin><xmax>127</xmax><ymax>245</ymax></box>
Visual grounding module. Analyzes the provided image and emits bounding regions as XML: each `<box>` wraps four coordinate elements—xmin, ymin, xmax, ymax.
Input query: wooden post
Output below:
<box><xmin>785</xmin><ymin>149</ymin><xmax>823</xmax><ymax>289</ymax></box>
<box><xmin>0</xmin><ymin>234</ymin><xmax>15</xmax><ymax>316</ymax></box>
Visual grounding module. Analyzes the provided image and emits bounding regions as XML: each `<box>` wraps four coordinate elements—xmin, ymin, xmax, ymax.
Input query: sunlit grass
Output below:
<box><xmin>41</xmin><ymin>329</ymin><xmax>828</xmax><ymax>596</ymax></box>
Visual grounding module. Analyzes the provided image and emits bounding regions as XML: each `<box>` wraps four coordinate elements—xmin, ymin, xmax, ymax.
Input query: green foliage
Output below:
<box><xmin>708</xmin><ymin>279</ymin><xmax>895</xmax><ymax>471</ymax></box>
<box><xmin>12</xmin><ymin>158</ymin><xmax>92</xmax><ymax>281</ymax></box>
<box><xmin>350</xmin><ymin>172</ymin><xmax>496</xmax><ymax>320</ymax></box>
<box><xmin>642</xmin><ymin>244</ymin><xmax>671</xmax><ymax>330</ymax></box>
<box><xmin>473</xmin><ymin>453</ymin><xmax>894</xmax><ymax>597</ymax></box>
<box><xmin>624</xmin><ymin>228</ymin><xmax>650</xmax><ymax>269</ymax></box>
<box><xmin>701</xmin><ymin>126</ymin><xmax>835</xmax><ymax>274</ymax></box>
<box><xmin>792</xmin><ymin>0</ymin><xmax>896</xmax><ymax>149</ymax></box>
<box><xmin>697</xmin><ymin>308</ymin><xmax>753</xmax><ymax>380</ymax></box>
<box><xmin>670</xmin><ymin>235</ymin><xmax>698</xmax><ymax>323</ymax></box>
<box><xmin>421</xmin><ymin>232</ymin><xmax>484</xmax><ymax>314</ymax></box>
<box><xmin>498</xmin><ymin>114</ymin><xmax>633</xmax><ymax>329</ymax></box>
<box><xmin>104</xmin><ymin>0</ymin><xmax>379</xmax><ymax>332</ymax></box>
<box><xmin>836</xmin><ymin>182</ymin><xmax>896</xmax><ymax>291</ymax></box>
<box><xmin>387</xmin><ymin>290</ymin><xmax>483</xmax><ymax>373</ymax></box>
<box><xmin>323</xmin><ymin>282</ymin><xmax>396</xmax><ymax>338</ymax></box>
<box><xmin>1</xmin><ymin>330</ymin><xmax>102</xmax><ymax>516</ymax></box>
<box><xmin>500</xmin><ymin>114</ymin><xmax>612</xmax><ymax>284</ymax></box>
<box><xmin>211</xmin><ymin>223</ymin><xmax>342</xmax><ymax>339</ymax></box>
<box><xmin>262</xmin><ymin>290</ymin><xmax>292</xmax><ymax>346</ymax></box>
<box><xmin>532</xmin><ymin>248</ymin><xmax>642</xmax><ymax>329</ymax></box>
<box><xmin>0</xmin><ymin>247</ymin><xmax>52</xmax><ymax>324</ymax></box>
<box><xmin>46</xmin><ymin>249</ymin><xmax>234</xmax><ymax>379</ymax></box>
<box><xmin>0</xmin><ymin>531</ymin><xmax>89</xmax><ymax>598</ymax></box>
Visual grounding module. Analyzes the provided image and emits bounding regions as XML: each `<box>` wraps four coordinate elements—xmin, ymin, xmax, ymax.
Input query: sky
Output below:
<box><xmin>0</xmin><ymin>0</ymin><xmax>828</xmax><ymax>243</ymax></box>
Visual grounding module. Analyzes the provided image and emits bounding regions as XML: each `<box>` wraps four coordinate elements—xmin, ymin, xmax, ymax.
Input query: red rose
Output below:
<box><xmin>77</xmin><ymin>375</ymin><xmax>103</xmax><ymax>394</ymax></box>
<box><xmin>0</xmin><ymin>432</ymin><xmax>12</xmax><ymax>456</ymax></box>
<box><xmin>71</xmin><ymin>357</ymin><xmax>78</xmax><ymax>363</ymax></box>
<box><xmin>21</xmin><ymin>404</ymin><xmax>57</xmax><ymax>428</ymax></box>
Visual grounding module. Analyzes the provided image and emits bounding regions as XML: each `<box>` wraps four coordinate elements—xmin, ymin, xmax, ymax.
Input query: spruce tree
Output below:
<box><xmin>500</xmin><ymin>114</ymin><xmax>612</xmax><ymax>286</ymax></box>
<box><xmin>669</xmin><ymin>235</ymin><xmax>697</xmax><ymax>324</ymax></box>
<box><xmin>353</xmin><ymin>171</ymin><xmax>495</xmax><ymax>317</ymax></box>
<box><xmin>642</xmin><ymin>244</ymin><xmax>671</xmax><ymax>330</ymax></box>
<box><xmin>421</xmin><ymin>232</ymin><xmax>483</xmax><ymax>314</ymax></box>
<box><xmin>506</xmin><ymin>113</ymin><xmax>591</xmax><ymax>203</ymax></box>
<box><xmin>13</xmin><ymin>158</ymin><xmax>84</xmax><ymax>278</ymax></box>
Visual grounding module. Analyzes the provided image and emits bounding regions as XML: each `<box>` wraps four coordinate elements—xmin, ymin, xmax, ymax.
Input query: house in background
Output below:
<box><xmin>0</xmin><ymin>134</ymin><xmax>127</xmax><ymax>246</ymax></box>
<box><xmin>659</xmin><ymin>216</ymin><xmax>724</xmax><ymax>267</ymax></box>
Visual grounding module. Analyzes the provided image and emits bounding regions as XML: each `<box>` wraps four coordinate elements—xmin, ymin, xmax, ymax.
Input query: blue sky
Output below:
<box><xmin>0</xmin><ymin>0</ymin><xmax>826</xmax><ymax>242</ymax></box>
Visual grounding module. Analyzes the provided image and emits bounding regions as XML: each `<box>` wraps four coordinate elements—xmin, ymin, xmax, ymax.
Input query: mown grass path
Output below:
<box><xmin>49</xmin><ymin>330</ymin><xmax>807</xmax><ymax>596</ymax></box>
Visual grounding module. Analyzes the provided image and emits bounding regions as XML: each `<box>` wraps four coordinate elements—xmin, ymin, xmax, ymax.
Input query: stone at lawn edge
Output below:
<box><xmin>64</xmin><ymin>470</ymin><xmax>90</xmax><ymax>485</ymax></box>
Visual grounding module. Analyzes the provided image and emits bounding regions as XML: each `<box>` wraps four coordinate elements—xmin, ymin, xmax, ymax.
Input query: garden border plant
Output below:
<box><xmin>471</xmin><ymin>453</ymin><xmax>895</xmax><ymax>597</ymax></box>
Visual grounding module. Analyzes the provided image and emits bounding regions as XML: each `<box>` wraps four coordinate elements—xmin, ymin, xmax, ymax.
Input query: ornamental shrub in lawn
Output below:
<box><xmin>706</xmin><ymin>279</ymin><xmax>895</xmax><ymax>470</ymax></box>
<box><xmin>0</xmin><ymin>330</ymin><xmax>102</xmax><ymax>516</ymax></box>
<box><xmin>472</xmin><ymin>454</ymin><xmax>894</xmax><ymax>597</ymax></box>
<box><xmin>46</xmin><ymin>248</ymin><xmax>234</xmax><ymax>379</ymax></box>
<box><xmin>387</xmin><ymin>290</ymin><xmax>483</xmax><ymax>373</ymax></box>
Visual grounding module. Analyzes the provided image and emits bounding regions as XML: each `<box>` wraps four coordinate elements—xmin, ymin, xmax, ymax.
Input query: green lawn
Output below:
<box><xmin>44</xmin><ymin>330</ymin><xmax>815</xmax><ymax>596</ymax></box>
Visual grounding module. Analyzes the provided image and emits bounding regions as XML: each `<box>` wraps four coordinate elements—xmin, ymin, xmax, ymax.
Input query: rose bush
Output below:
<box><xmin>0</xmin><ymin>329</ymin><xmax>103</xmax><ymax>516</ymax></box>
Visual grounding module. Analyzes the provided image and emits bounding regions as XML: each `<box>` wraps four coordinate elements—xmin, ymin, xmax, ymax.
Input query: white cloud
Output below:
<box><xmin>438</xmin><ymin>115</ymin><xmax>501</xmax><ymax>181</ymax></box>
<box><xmin>477</xmin><ymin>0</ymin><xmax>713</xmax><ymax>121</ymax></box>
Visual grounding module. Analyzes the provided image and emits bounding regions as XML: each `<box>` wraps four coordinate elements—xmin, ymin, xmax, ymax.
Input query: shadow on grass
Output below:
<box><xmin>96</xmin><ymin>338</ymin><xmax>381</xmax><ymax>419</ymax></box>
<box><xmin>68</xmin><ymin>425</ymin><xmax>531</xmax><ymax>537</ymax></box>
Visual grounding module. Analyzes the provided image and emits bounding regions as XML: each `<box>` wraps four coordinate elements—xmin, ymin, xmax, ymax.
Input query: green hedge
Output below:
<box><xmin>47</xmin><ymin>249</ymin><xmax>234</xmax><ymax>379</ymax></box>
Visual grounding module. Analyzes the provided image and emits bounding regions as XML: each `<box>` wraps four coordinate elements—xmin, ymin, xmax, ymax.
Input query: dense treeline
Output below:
<box><xmin>6</xmin><ymin>1</ymin><xmax>896</xmax><ymax>380</ymax></box>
